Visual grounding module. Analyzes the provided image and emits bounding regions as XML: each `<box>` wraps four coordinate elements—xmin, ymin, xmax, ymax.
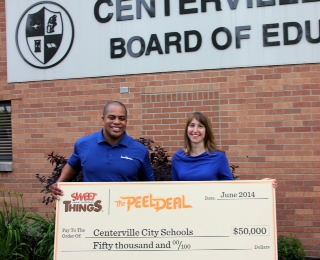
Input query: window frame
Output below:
<box><xmin>0</xmin><ymin>101</ymin><xmax>12</xmax><ymax>172</ymax></box>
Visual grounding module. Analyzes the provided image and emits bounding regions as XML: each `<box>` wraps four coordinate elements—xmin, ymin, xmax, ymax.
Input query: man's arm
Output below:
<box><xmin>141</xmin><ymin>150</ymin><xmax>155</xmax><ymax>181</ymax></box>
<box><xmin>50</xmin><ymin>163</ymin><xmax>79</xmax><ymax>200</ymax></box>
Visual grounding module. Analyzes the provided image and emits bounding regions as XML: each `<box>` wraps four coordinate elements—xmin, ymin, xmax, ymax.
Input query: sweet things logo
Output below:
<box><xmin>16</xmin><ymin>1</ymin><xmax>74</xmax><ymax>69</ymax></box>
<box><xmin>63</xmin><ymin>192</ymin><xmax>103</xmax><ymax>213</ymax></box>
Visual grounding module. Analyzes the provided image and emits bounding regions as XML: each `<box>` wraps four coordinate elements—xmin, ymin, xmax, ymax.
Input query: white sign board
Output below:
<box><xmin>6</xmin><ymin>0</ymin><xmax>320</xmax><ymax>83</ymax></box>
<box><xmin>54</xmin><ymin>181</ymin><xmax>277</xmax><ymax>260</ymax></box>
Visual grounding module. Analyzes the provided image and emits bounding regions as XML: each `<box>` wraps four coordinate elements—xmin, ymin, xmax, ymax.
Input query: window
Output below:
<box><xmin>0</xmin><ymin>101</ymin><xmax>12</xmax><ymax>172</ymax></box>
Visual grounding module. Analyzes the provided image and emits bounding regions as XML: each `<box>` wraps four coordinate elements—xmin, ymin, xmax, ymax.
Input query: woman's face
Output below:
<box><xmin>187</xmin><ymin>118</ymin><xmax>206</xmax><ymax>145</ymax></box>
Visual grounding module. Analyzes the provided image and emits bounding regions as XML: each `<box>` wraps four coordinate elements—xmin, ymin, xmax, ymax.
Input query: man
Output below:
<box><xmin>50</xmin><ymin>101</ymin><xmax>154</xmax><ymax>199</ymax></box>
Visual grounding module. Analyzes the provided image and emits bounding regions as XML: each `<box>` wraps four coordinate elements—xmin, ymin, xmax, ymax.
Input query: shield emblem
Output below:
<box><xmin>26</xmin><ymin>7</ymin><xmax>63</xmax><ymax>64</ymax></box>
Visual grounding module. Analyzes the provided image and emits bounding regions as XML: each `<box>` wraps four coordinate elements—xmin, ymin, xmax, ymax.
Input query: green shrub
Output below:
<box><xmin>0</xmin><ymin>189</ymin><xmax>55</xmax><ymax>260</ymax></box>
<box><xmin>0</xmin><ymin>190</ymin><xmax>32</xmax><ymax>259</ymax></box>
<box><xmin>28</xmin><ymin>214</ymin><xmax>55</xmax><ymax>260</ymax></box>
<box><xmin>278</xmin><ymin>234</ymin><xmax>306</xmax><ymax>260</ymax></box>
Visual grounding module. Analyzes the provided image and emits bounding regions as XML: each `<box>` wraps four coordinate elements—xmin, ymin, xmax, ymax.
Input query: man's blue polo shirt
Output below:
<box><xmin>67</xmin><ymin>130</ymin><xmax>154</xmax><ymax>182</ymax></box>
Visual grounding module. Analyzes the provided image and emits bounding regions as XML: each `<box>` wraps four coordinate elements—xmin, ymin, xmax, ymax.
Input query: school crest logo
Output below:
<box><xmin>16</xmin><ymin>2</ymin><xmax>74</xmax><ymax>69</ymax></box>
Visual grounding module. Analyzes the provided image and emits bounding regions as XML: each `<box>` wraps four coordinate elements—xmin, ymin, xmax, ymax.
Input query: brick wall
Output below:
<box><xmin>0</xmin><ymin>2</ymin><xmax>319</xmax><ymax>257</ymax></box>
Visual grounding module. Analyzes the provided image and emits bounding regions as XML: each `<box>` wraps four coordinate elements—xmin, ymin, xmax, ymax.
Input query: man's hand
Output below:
<box><xmin>50</xmin><ymin>183</ymin><xmax>64</xmax><ymax>200</ymax></box>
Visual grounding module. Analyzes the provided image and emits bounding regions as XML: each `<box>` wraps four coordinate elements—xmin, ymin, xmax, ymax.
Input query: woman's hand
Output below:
<box><xmin>262</xmin><ymin>178</ymin><xmax>277</xmax><ymax>189</ymax></box>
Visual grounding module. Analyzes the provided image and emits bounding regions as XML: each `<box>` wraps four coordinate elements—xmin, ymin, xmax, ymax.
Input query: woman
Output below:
<box><xmin>172</xmin><ymin>112</ymin><xmax>277</xmax><ymax>187</ymax></box>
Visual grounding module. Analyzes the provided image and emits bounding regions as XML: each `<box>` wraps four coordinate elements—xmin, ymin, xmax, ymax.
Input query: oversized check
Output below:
<box><xmin>54</xmin><ymin>180</ymin><xmax>277</xmax><ymax>260</ymax></box>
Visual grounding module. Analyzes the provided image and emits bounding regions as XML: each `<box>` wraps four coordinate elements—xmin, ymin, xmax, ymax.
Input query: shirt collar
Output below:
<box><xmin>97</xmin><ymin>129</ymin><xmax>129</xmax><ymax>147</ymax></box>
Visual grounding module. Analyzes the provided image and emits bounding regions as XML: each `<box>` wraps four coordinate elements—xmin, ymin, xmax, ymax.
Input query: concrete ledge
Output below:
<box><xmin>0</xmin><ymin>162</ymin><xmax>13</xmax><ymax>172</ymax></box>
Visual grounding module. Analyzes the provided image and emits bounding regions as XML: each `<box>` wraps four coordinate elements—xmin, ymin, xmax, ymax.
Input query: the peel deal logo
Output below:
<box><xmin>115</xmin><ymin>194</ymin><xmax>192</xmax><ymax>212</ymax></box>
<box><xmin>63</xmin><ymin>192</ymin><xmax>102</xmax><ymax>213</ymax></box>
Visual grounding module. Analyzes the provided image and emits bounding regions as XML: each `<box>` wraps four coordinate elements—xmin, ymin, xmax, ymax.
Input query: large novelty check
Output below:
<box><xmin>54</xmin><ymin>181</ymin><xmax>277</xmax><ymax>260</ymax></box>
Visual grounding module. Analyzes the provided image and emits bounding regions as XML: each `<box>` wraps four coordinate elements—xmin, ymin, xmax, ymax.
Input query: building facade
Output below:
<box><xmin>1</xmin><ymin>0</ymin><xmax>320</xmax><ymax>257</ymax></box>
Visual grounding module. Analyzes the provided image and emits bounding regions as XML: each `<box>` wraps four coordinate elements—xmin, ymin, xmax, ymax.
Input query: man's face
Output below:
<box><xmin>102</xmin><ymin>104</ymin><xmax>127</xmax><ymax>145</ymax></box>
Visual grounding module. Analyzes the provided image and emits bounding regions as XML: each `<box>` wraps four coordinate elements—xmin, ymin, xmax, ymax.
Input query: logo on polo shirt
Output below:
<box><xmin>121</xmin><ymin>155</ymin><xmax>133</xmax><ymax>160</ymax></box>
<box><xmin>63</xmin><ymin>192</ymin><xmax>102</xmax><ymax>213</ymax></box>
<box><xmin>16</xmin><ymin>1</ymin><xmax>74</xmax><ymax>69</ymax></box>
